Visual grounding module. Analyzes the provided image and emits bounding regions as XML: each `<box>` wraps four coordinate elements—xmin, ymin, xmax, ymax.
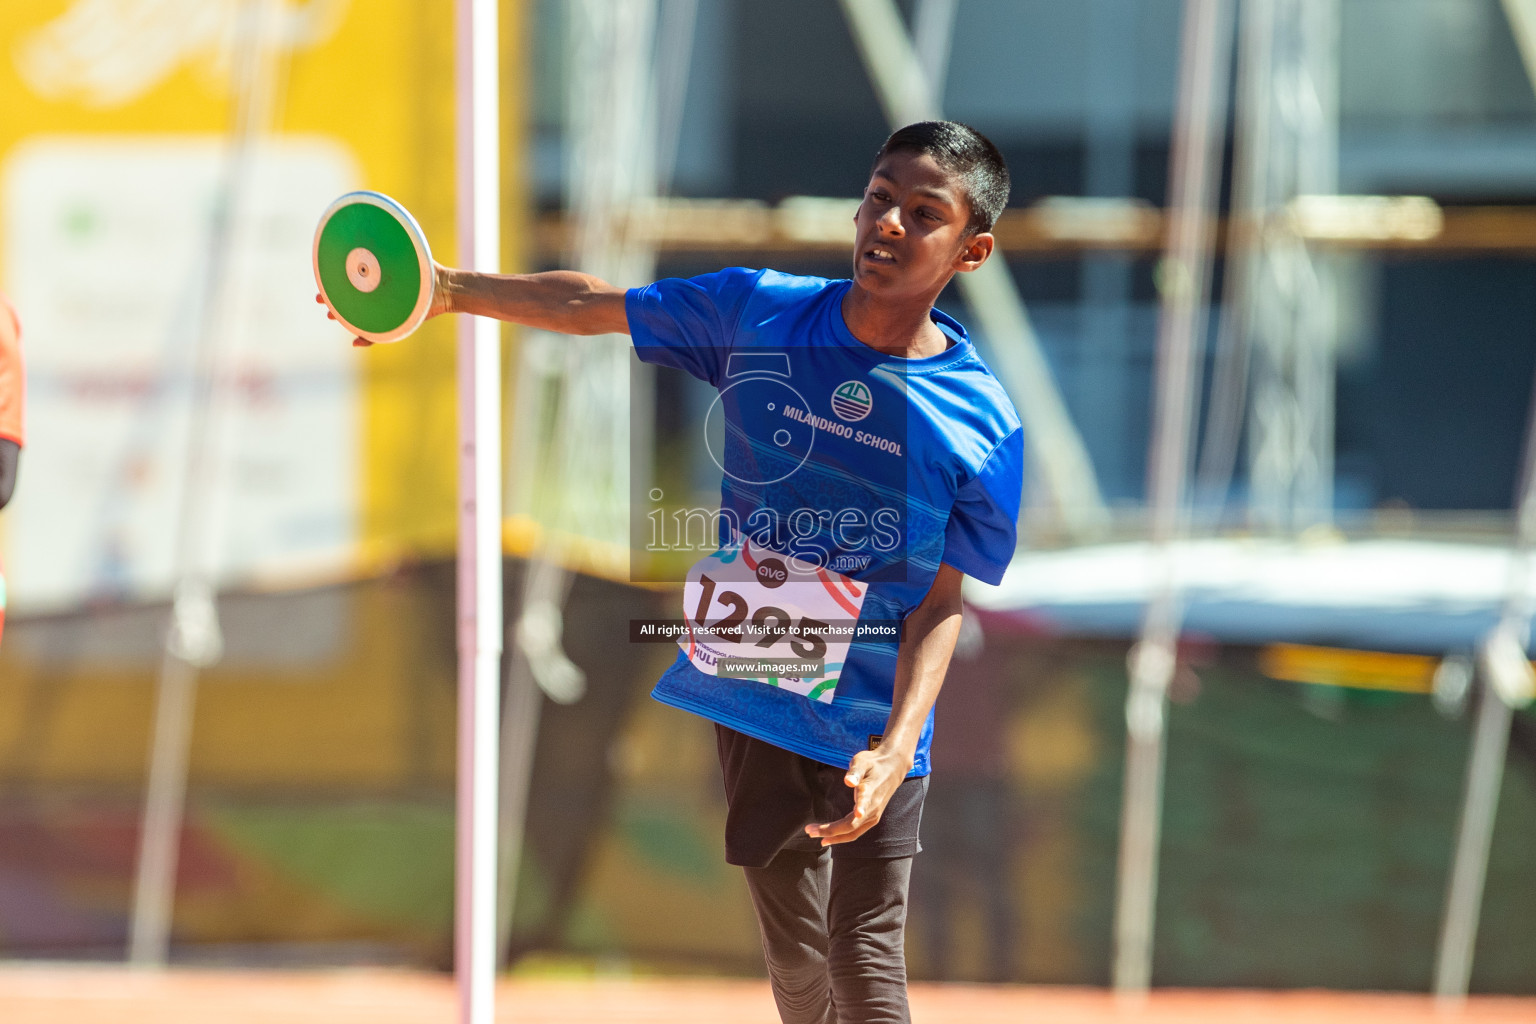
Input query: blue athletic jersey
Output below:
<box><xmin>627</xmin><ymin>268</ymin><xmax>1023</xmax><ymax>776</ymax></box>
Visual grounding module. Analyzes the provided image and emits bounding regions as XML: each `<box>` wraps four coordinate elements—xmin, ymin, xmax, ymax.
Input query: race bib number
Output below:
<box><xmin>679</xmin><ymin>538</ymin><xmax>866</xmax><ymax>703</ymax></box>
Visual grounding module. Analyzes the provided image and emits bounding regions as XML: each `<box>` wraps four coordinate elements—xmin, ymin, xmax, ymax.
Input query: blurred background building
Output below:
<box><xmin>0</xmin><ymin>0</ymin><xmax>1533</xmax><ymax>994</ymax></box>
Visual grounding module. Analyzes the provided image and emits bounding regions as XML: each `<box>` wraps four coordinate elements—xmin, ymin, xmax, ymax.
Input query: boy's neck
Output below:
<box><xmin>840</xmin><ymin>282</ymin><xmax>952</xmax><ymax>359</ymax></box>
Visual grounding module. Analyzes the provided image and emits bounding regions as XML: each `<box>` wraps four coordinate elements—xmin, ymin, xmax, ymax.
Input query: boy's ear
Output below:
<box><xmin>954</xmin><ymin>231</ymin><xmax>995</xmax><ymax>274</ymax></box>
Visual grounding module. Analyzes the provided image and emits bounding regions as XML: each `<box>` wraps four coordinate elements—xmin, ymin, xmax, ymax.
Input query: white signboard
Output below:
<box><xmin>2</xmin><ymin>135</ymin><xmax>360</xmax><ymax>612</ymax></box>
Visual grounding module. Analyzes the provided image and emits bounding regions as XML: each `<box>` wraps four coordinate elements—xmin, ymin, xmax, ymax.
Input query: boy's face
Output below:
<box><xmin>850</xmin><ymin>149</ymin><xmax>994</xmax><ymax>303</ymax></box>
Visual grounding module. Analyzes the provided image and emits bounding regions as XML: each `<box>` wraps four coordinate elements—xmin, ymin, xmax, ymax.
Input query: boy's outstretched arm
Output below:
<box><xmin>434</xmin><ymin>266</ymin><xmax>630</xmax><ymax>336</ymax></box>
<box><xmin>806</xmin><ymin>563</ymin><xmax>965</xmax><ymax>847</ymax></box>
<box><xmin>319</xmin><ymin>264</ymin><xmax>630</xmax><ymax>345</ymax></box>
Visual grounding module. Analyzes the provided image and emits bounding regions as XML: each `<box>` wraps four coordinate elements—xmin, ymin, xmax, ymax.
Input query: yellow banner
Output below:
<box><xmin>1259</xmin><ymin>643</ymin><xmax>1439</xmax><ymax>694</ymax></box>
<box><xmin>0</xmin><ymin>0</ymin><xmax>526</xmax><ymax>609</ymax></box>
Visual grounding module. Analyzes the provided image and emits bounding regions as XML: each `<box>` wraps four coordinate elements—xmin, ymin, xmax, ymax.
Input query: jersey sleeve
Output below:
<box><xmin>0</xmin><ymin>296</ymin><xmax>23</xmax><ymax>448</ymax></box>
<box><xmin>941</xmin><ymin>427</ymin><xmax>1023</xmax><ymax>585</ymax></box>
<box><xmin>625</xmin><ymin>267</ymin><xmax>764</xmax><ymax>387</ymax></box>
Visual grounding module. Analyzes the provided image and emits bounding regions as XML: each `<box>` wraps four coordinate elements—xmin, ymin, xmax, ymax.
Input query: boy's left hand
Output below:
<box><xmin>805</xmin><ymin>747</ymin><xmax>911</xmax><ymax>846</ymax></box>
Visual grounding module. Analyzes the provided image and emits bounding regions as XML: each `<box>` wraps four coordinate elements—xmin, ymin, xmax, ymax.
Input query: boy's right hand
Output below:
<box><xmin>315</xmin><ymin>293</ymin><xmax>372</xmax><ymax>347</ymax></box>
<box><xmin>426</xmin><ymin>262</ymin><xmax>452</xmax><ymax>322</ymax></box>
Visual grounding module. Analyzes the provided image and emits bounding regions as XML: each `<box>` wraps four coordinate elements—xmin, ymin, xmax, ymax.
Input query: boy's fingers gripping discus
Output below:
<box><xmin>313</xmin><ymin>191</ymin><xmax>433</xmax><ymax>344</ymax></box>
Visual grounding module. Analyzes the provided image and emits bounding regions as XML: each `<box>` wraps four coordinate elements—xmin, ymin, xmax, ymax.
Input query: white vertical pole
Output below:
<box><xmin>455</xmin><ymin>0</ymin><xmax>502</xmax><ymax>1020</ymax></box>
<box><xmin>1434</xmin><ymin>373</ymin><xmax>1536</xmax><ymax>1002</ymax></box>
<box><xmin>1112</xmin><ymin>0</ymin><xmax>1231</xmax><ymax>995</ymax></box>
<box><xmin>1434</xmin><ymin>677</ymin><xmax>1514</xmax><ymax>1002</ymax></box>
<box><xmin>128</xmin><ymin>0</ymin><xmax>279</xmax><ymax>967</ymax></box>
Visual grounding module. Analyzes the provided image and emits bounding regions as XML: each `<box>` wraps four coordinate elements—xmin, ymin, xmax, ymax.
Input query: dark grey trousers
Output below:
<box><xmin>743</xmin><ymin>848</ymin><xmax>914</xmax><ymax>1024</ymax></box>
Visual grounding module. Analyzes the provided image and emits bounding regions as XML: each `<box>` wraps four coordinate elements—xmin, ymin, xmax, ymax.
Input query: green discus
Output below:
<box><xmin>313</xmin><ymin>190</ymin><xmax>433</xmax><ymax>344</ymax></box>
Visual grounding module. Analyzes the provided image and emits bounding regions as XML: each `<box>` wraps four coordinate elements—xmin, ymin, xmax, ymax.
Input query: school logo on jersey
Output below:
<box><xmin>831</xmin><ymin>380</ymin><xmax>873</xmax><ymax>422</ymax></box>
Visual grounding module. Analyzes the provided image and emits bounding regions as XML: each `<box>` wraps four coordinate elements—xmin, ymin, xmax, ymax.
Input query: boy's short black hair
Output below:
<box><xmin>873</xmin><ymin>121</ymin><xmax>1010</xmax><ymax>234</ymax></box>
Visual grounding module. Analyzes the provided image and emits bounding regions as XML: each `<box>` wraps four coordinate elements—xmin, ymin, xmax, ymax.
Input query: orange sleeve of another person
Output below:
<box><xmin>0</xmin><ymin>295</ymin><xmax>22</xmax><ymax>448</ymax></box>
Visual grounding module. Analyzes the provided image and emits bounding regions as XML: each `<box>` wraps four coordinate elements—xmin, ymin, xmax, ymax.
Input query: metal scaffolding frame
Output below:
<box><xmin>1431</xmin><ymin>0</ymin><xmax>1536</xmax><ymax>1003</ymax></box>
<box><xmin>501</xmin><ymin>0</ymin><xmax>1536</xmax><ymax>1002</ymax></box>
<box><xmin>1122</xmin><ymin>0</ymin><xmax>1536</xmax><ymax>997</ymax></box>
<box><xmin>1237</xmin><ymin>0</ymin><xmax>1340</xmax><ymax>533</ymax></box>
<box><xmin>1198</xmin><ymin>0</ymin><xmax>1341</xmax><ymax>524</ymax></box>
<box><xmin>496</xmin><ymin>0</ymin><xmax>680</xmax><ymax>969</ymax></box>
<box><xmin>501</xmin><ymin>0</ymin><xmax>1536</xmax><ymax>999</ymax></box>
<box><xmin>837</xmin><ymin>0</ymin><xmax>1109</xmax><ymax>537</ymax></box>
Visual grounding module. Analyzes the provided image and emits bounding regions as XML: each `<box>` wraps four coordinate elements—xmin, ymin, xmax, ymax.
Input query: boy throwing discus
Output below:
<box><xmin>324</xmin><ymin>121</ymin><xmax>1023</xmax><ymax>1023</ymax></box>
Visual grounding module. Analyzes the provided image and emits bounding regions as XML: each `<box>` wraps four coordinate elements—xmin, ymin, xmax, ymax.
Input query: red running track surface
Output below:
<box><xmin>2</xmin><ymin>965</ymin><xmax>1534</xmax><ymax>1024</ymax></box>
